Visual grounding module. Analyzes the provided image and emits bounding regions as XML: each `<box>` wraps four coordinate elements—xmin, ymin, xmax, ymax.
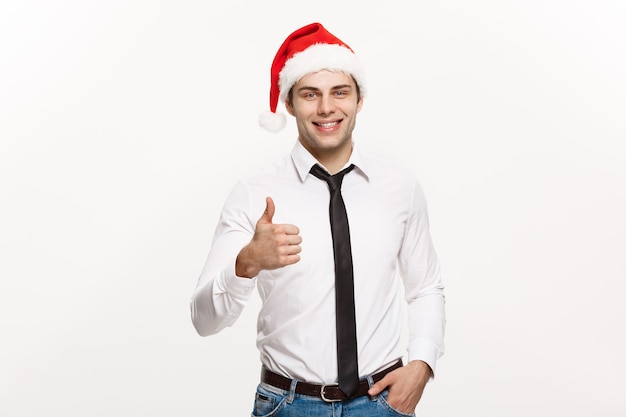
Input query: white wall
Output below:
<box><xmin>1</xmin><ymin>1</ymin><xmax>624</xmax><ymax>416</ymax></box>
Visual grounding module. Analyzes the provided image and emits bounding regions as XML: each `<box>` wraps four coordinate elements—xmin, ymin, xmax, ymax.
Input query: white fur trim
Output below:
<box><xmin>259</xmin><ymin>110</ymin><xmax>287</xmax><ymax>132</ymax></box>
<box><xmin>278</xmin><ymin>43</ymin><xmax>366</xmax><ymax>103</ymax></box>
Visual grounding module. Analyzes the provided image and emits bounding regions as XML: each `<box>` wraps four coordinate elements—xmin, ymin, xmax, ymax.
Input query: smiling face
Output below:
<box><xmin>285</xmin><ymin>70</ymin><xmax>363</xmax><ymax>172</ymax></box>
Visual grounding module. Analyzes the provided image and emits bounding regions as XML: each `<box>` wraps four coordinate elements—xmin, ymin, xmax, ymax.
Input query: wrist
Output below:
<box><xmin>407</xmin><ymin>360</ymin><xmax>433</xmax><ymax>378</ymax></box>
<box><xmin>235</xmin><ymin>248</ymin><xmax>258</xmax><ymax>278</ymax></box>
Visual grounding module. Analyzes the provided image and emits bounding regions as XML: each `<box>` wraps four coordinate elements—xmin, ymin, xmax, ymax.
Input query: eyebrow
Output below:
<box><xmin>296</xmin><ymin>84</ymin><xmax>354</xmax><ymax>93</ymax></box>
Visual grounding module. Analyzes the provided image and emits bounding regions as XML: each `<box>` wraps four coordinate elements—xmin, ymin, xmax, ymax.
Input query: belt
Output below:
<box><xmin>260</xmin><ymin>360</ymin><xmax>403</xmax><ymax>402</ymax></box>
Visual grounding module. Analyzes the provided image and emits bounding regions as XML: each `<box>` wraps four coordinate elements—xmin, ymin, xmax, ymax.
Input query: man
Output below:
<box><xmin>191</xmin><ymin>22</ymin><xmax>445</xmax><ymax>416</ymax></box>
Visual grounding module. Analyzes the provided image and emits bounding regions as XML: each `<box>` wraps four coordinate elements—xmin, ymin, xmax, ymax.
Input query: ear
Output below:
<box><xmin>356</xmin><ymin>95</ymin><xmax>364</xmax><ymax>113</ymax></box>
<box><xmin>285</xmin><ymin>99</ymin><xmax>296</xmax><ymax>116</ymax></box>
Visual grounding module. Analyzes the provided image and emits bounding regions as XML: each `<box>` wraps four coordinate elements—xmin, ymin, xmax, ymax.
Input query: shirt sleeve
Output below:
<box><xmin>190</xmin><ymin>181</ymin><xmax>257</xmax><ymax>336</ymax></box>
<box><xmin>398</xmin><ymin>177</ymin><xmax>446</xmax><ymax>375</ymax></box>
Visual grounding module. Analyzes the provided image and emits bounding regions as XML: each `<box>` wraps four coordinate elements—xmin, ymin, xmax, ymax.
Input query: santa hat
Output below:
<box><xmin>259</xmin><ymin>22</ymin><xmax>367</xmax><ymax>133</ymax></box>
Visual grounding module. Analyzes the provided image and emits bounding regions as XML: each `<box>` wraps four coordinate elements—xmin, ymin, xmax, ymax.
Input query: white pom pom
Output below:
<box><xmin>258</xmin><ymin>110</ymin><xmax>287</xmax><ymax>133</ymax></box>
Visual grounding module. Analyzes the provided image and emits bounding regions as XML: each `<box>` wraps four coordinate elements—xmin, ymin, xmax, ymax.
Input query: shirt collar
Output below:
<box><xmin>290</xmin><ymin>140</ymin><xmax>370</xmax><ymax>183</ymax></box>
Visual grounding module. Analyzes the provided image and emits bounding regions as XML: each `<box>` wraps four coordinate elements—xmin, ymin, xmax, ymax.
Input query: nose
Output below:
<box><xmin>317</xmin><ymin>95</ymin><xmax>335</xmax><ymax>115</ymax></box>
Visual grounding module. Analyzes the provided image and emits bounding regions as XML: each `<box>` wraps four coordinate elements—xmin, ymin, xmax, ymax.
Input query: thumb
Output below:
<box><xmin>368</xmin><ymin>374</ymin><xmax>391</xmax><ymax>396</ymax></box>
<box><xmin>258</xmin><ymin>196</ymin><xmax>275</xmax><ymax>224</ymax></box>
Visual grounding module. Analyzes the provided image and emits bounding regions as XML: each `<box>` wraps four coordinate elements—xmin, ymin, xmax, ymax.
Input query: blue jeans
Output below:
<box><xmin>251</xmin><ymin>375</ymin><xmax>416</xmax><ymax>417</ymax></box>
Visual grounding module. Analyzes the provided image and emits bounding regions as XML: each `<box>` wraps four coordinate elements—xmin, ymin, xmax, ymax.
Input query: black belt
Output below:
<box><xmin>260</xmin><ymin>360</ymin><xmax>403</xmax><ymax>402</ymax></box>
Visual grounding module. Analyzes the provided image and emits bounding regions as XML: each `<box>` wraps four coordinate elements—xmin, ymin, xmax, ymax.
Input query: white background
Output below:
<box><xmin>1</xmin><ymin>1</ymin><xmax>625</xmax><ymax>416</ymax></box>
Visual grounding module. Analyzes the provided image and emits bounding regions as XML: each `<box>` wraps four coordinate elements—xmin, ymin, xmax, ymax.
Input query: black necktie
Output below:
<box><xmin>310</xmin><ymin>163</ymin><xmax>359</xmax><ymax>396</ymax></box>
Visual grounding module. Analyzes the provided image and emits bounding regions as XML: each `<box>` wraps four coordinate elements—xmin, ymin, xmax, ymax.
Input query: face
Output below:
<box><xmin>286</xmin><ymin>70</ymin><xmax>363</xmax><ymax>165</ymax></box>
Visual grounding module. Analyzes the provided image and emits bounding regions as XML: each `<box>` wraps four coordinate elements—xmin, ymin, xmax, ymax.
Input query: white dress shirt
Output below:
<box><xmin>190</xmin><ymin>140</ymin><xmax>445</xmax><ymax>384</ymax></box>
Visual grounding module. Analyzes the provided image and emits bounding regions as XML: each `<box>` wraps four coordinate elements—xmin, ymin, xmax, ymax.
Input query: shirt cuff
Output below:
<box><xmin>407</xmin><ymin>338</ymin><xmax>443</xmax><ymax>378</ymax></box>
<box><xmin>220</xmin><ymin>259</ymin><xmax>256</xmax><ymax>300</ymax></box>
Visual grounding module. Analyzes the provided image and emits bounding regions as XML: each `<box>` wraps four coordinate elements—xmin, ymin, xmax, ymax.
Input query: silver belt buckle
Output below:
<box><xmin>320</xmin><ymin>383</ymin><xmax>341</xmax><ymax>402</ymax></box>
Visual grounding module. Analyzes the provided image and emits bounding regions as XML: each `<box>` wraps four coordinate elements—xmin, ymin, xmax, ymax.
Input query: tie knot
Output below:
<box><xmin>310</xmin><ymin>164</ymin><xmax>355</xmax><ymax>192</ymax></box>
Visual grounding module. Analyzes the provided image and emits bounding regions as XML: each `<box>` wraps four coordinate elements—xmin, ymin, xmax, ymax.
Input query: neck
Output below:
<box><xmin>303</xmin><ymin>142</ymin><xmax>353</xmax><ymax>175</ymax></box>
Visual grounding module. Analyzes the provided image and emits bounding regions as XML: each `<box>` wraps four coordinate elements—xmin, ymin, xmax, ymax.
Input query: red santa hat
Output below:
<box><xmin>259</xmin><ymin>22</ymin><xmax>367</xmax><ymax>132</ymax></box>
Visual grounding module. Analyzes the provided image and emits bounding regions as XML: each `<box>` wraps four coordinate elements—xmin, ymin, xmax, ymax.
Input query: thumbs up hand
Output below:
<box><xmin>235</xmin><ymin>197</ymin><xmax>302</xmax><ymax>278</ymax></box>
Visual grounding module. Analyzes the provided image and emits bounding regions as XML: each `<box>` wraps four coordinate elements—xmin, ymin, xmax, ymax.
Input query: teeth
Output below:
<box><xmin>318</xmin><ymin>121</ymin><xmax>338</xmax><ymax>128</ymax></box>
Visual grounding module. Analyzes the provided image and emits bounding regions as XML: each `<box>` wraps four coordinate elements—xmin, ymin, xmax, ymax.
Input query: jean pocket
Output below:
<box><xmin>251</xmin><ymin>384</ymin><xmax>287</xmax><ymax>417</ymax></box>
<box><xmin>377</xmin><ymin>390</ymin><xmax>416</xmax><ymax>417</ymax></box>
